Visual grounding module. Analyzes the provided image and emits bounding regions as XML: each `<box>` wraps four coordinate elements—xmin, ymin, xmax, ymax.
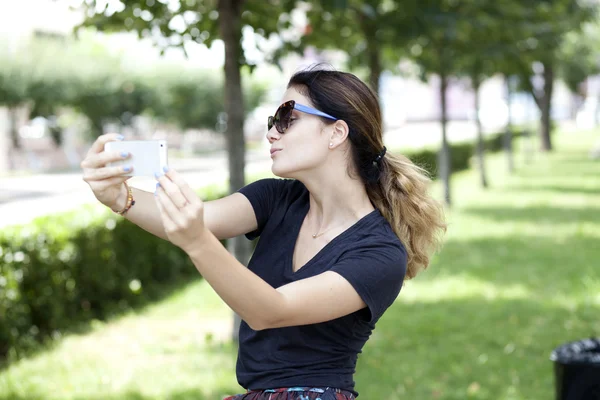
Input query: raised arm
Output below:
<box><xmin>81</xmin><ymin>133</ymin><xmax>258</xmax><ymax>241</ymax></box>
<box><xmin>111</xmin><ymin>186</ymin><xmax>257</xmax><ymax>241</ymax></box>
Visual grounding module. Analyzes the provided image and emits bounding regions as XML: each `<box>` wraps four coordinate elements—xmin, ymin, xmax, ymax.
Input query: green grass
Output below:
<box><xmin>1</xmin><ymin>128</ymin><xmax>599</xmax><ymax>400</ymax></box>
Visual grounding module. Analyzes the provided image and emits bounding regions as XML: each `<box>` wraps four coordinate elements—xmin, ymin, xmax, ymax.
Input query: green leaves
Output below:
<box><xmin>0</xmin><ymin>33</ymin><xmax>268</xmax><ymax>141</ymax></box>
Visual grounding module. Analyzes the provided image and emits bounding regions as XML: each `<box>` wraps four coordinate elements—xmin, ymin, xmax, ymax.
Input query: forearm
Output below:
<box><xmin>113</xmin><ymin>186</ymin><xmax>168</xmax><ymax>241</ymax></box>
<box><xmin>187</xmin><ymin>230</ymin><xmax>285</xmax><ymax>330</ymax></box>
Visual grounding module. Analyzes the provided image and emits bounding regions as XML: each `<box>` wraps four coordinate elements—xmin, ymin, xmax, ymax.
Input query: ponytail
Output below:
<box><xmin>367</xmin><ymin>153</ymin><xmax>447</xmax><ymax>279</ymax></box>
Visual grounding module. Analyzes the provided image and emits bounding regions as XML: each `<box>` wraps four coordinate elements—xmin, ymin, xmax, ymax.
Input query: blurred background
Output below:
<box><xmin>1</xmin><ymin>0</ymin><xmax>599</xmax><ymax>399</ymax></box>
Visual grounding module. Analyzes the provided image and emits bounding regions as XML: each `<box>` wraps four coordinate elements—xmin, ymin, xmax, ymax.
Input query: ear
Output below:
<box><xmin>329</xmin><ymin>120</ymin><xmax>350</xmax><ymax>148</ymax></box>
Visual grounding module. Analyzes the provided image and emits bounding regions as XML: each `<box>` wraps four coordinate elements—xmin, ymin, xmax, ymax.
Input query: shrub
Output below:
<box><xmin>405</xmin><ymin>129</ymin><xmax>524</xmax><ymax>178</ymax></box>
<box><xmin>0</xmin><ymin>187</ymin><xmax>227</xmax><ymax>361</ymax></box>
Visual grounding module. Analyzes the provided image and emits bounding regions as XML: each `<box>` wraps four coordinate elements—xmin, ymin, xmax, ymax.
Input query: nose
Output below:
<box><xmin>266</xmin><ymin>126</ymin><xmax>281</xmax><ymax>143</ymax></box>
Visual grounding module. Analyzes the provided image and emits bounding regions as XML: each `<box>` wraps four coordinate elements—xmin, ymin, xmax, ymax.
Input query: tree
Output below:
<box><xmin>276</xmin><ymin>0</ymin><xmax>424</xmax><ymax>96</ymax></box>
<box><xmin>455</xmin><ymin>1</ymin><xmax>525</xmax><ymax>185</ymax></box>
<box><xmin>0</xmin><ymin>50</ymin><xmax>29</xmax><ymax>149</ymax></box>
<box><xmin>77</xmin><ymin>0</ymin><xmax>286</xmax><ymax>341</ymax></box>
<box><xmin>507</xmin><ymin>0</ymin><xmax>596</xmax><ymax>151</ymax></box>
<box><xmin>407</xmin><ymin>0</ymin><xmax>468</xmax><ymax>206</ymax></box>
<box><xmin>558</xmin><ymin>20</ymin><xmax>600</xmax><ymax>110</ymax></box>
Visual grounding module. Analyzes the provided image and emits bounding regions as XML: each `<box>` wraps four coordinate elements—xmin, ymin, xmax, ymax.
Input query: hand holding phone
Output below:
<box><xmin>104</xmin><ymin>140</ymin><xmax>169</xmax><ymax>177</ymax></box>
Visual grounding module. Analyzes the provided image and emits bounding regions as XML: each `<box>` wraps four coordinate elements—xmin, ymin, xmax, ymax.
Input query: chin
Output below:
<box><xmin>271</xmin><ymin>166</ymin><xmax>293</xmax><ymax>179</ymax></box>
<box><xmin>271</xmin><ymin>161</ymin><xmax>298</xmax><ymax>179</ymax></box>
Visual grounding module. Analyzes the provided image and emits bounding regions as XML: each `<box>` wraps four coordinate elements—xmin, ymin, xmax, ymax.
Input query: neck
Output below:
<box><xmin>299</xmin><ymin>167</ymin><xmax>374</xmax><ymax>231</ymax></box>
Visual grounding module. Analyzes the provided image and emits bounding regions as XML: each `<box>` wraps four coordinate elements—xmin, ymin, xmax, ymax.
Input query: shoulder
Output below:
<box><xmin>239</xmin><ymin>178</ymin><xmax>305</xmax><ymax>199</ymax></box>
<box><xmin>347</xmin><ymin>210</ymin><xmax>406</xmax><ymax>261</ymax></box>
<box><xmin>330</xmin><ymin>214</ymin><xmax>407</xmax><ymax>323</ymax></box>
<box><xmin>335</xmin><ymin>211</ymin><xmax>407</xmax><ymax>281</ymax></box>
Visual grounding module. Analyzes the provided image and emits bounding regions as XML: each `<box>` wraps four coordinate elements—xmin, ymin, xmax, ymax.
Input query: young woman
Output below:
<box><xmin>81</xmin><ymin>67</ymin><xmax>446</xmax><ymax>399</ymax></box>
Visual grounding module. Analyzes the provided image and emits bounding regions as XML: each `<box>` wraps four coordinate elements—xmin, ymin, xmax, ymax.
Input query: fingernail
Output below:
<box><xmin>156</xmin><ymin>182</ymin><xmax>160</xmax><ymax>189</ymax></box>
<box><xmin>117</xmin><ymin>135</ymin><xmax>124</xmax><ymax>141</ymax></box>
<box><xmin>154</xmin><ymin>172</ymin><xmax>162</xmax><ymax>179</ymax></box>
<box><xmin>123</xmin><ymin>165</ymin><xmax>131</xmax><ymax>172</ymax></box>
<box><xmin>162</xmin><ymin>166</ymin><xmax>169</xmax><ymax>173</ymax></box>
<box><xmin>121</xmin><ymin>151</ymin><xmax>128</xmax><ymax>158</ymax></box>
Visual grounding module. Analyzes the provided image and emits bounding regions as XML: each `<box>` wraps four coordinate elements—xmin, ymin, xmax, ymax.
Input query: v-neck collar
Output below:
<box><xmin>286</xmin><ymin>199</ymin><xmax>379</xmax><ymax>278</ymax></box>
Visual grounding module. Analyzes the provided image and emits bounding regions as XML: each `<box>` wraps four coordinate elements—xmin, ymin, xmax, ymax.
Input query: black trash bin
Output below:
<box><xmin>551</xmin><ymin>338</ymin><xmax>600</xmax><ymax>400</ymax></box>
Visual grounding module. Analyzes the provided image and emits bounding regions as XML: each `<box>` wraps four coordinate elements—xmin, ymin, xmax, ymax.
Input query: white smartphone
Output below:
<box><xmin>104</xmin><ymin>140</ymin><xmax>169</xmax><ymax>177</ymax></box>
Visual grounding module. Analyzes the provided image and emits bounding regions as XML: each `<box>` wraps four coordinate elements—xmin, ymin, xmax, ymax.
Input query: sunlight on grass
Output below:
<box><xmin>1</xmin><ymin>127</ymin><xmax>599</xmax><ymax>400</ymax></box>
<box><xmin>401</xmin><ymin>275</ymin><xmax>532</xmax><ymax>303</ymax></box>
<box><xmin>0</xmin><ymin>279</ymin><xmax>240</xmax><ymax>400</ymax></box>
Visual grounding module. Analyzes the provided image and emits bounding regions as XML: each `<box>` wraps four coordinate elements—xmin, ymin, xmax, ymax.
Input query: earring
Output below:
<box><xmin>329</xmin><ymin>143</ymin><xmax>333</xmax><ymax>148</ymax></box>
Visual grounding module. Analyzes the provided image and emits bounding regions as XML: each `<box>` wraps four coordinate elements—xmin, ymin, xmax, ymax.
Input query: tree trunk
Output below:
<box><xmin>357</xmin><ymin>9</ymin><xmax>381</xmax><ymax>96</ymax></box>
<box><xmin>8</xmin><ymin>107</ymin><xmax>20</xmax><ymax>149</ymax></box>
<box><xmin>439</xmin><ymin>71</ymin><xmax>451</xmax><ymax>206</ymax></box>
<box><xmin>367</xmin><ymin>46</ymin><xmax>381</xmax><ymax>96</ymax></box>
<box><xmin>473</xmin><ymin>78</ymin><xmax>487</xmax><ymax>189</ymax></box>
<box><xmin>218</xmin><ymin>0</ymin><xmax>254</xmax><ymax>342</ymax></box>
<box><xmin>504</xmin><ymin>75</ymin><xmax>514</xmax><ymax>173</ymax></box>
<box><xmin>539</xmin><ymin>61</ymin><xmax>554</xmax><ymax>152</ymax></box>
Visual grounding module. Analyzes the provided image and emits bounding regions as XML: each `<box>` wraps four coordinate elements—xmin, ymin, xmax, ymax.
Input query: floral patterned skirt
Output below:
<box><xmin>223</xmin><ymin>387</ymin><xmax>356</xmax><ymax>400</ymax></box>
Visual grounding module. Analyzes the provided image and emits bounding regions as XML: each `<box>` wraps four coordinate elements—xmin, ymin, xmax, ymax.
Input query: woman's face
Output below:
<box><xmin>266</xmin><ymin>87</ymin><xmax>331</xmax><ymax>179</ymax></box>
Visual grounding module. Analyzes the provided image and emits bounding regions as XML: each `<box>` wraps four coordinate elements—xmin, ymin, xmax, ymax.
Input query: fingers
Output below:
<box><xmin>90</xmin><ymin>175</ymin><xmax>129</xmax><ymax>190</ymax></box>
<box><xmin>155</xmin><ymin>186</ymin><xmax>187</xmax><ymax>228</ymax></box>
<box><xmin>164</xmin><ymin>168</ymin><xmax>199</xmax><ymax>205</ymax></box>
<box><xmin>81</xmin><ymin>148</ymin><xmax>130</xmax><ymax>169</ymax></box>
<box><xmin>83</xmin><ymin>165</ymin><xmax>132</xmax><ymax>183</ymax></box>
<box><xmin>155</xmin><ymin>168</ymin><xmax>190</xmax><ymax>209</ymax></box>
<box><xmin>86</xmin><ymin>133</ymin><xmax>124</xmax><ymax>157</ymax></box>
<box><xmin>154</xmin><ymin>191</ymin><xmax>176</xmax><ymax>231</ymax></box>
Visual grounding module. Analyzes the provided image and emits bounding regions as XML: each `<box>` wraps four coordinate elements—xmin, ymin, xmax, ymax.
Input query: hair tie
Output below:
<box><xmin>374</xmin><ymin>146</ymin><xmax>387</xmax><ymax>164</ymax></box>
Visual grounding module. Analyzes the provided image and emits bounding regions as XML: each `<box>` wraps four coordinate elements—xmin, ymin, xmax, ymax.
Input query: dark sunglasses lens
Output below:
<box><xmin>268</xmin><ymin>116</ymin><xmax>274</xmax><ymax>131</ymax></box>
<box><xmin>275</xmin><ymin>103</ymin><xmax>293</xmax><ymax>133</ymax></box>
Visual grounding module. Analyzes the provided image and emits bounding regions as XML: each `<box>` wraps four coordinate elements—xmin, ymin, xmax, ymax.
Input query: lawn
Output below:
<box><xmin>1</xmin><ymin>127</ymin><xmax>599</xmax><ymax>400</ymax></box>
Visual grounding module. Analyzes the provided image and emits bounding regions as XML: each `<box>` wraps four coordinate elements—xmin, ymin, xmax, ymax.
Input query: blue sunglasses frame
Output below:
<box><xmin>268</xmin><ymin>100</ymin><xmax>337</xmax><ymax>133</ymax></box>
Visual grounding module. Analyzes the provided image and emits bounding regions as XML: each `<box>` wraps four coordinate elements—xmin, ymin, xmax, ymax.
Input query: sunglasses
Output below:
<box><xmin>268</xmin><ymin>100</ymin><xmax>338</xmax><ymax>134</ymax></box>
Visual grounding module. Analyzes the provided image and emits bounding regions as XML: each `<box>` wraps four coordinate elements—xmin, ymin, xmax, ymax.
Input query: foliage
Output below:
<box><xmin>76</xmin><ymin>0</ymin><xmax>286</xmax><ymax>70</ymax></box>
<box><xmin>408</xmin><ymin>129</ymin><xmax>525</xmax><ymax>179</ymax></box>
<box><xmin>0</xmin><ymin>50</ymin><xmax>30</xmax><ymax>109</ymax></box>
<box><xmin>146</xmin><ymin>65</ymin><xmax>269</xmax><ymax>131</ymax></box>
<box><xmin>0</xmin><ymin>35</ymin><xmax>269</xmax><ymax>141</ymax></box>
<box><xmin>558</xmin><ymin>20</ymin><xmax>600</xmax><ymax>94</ymax></box>
<box><xmin>0</xmin><ymin>187</ymin><xmax>227</xmax><ymax>361</ymax></box>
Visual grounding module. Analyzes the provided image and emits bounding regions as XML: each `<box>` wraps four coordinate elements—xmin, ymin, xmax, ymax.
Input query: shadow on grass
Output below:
<box><xmin>463</xmin><ymin>205</ymin><xmax>600</xmax><ymax>225</ymax></box>
<box><xmin>429</xmin><ymin>233</ymin><xmax>599</xmax><ymax>292</ymax></box>
<box><xmin>505</xmin><ymin>185</ymin><xmax>600</xmax><ymax>196</ymax></box>
<box><xmin>0</xmin><ymin>275</ymin><xmax>204</xmax><ymax>372</ymax></box>
<box><xmin>514</xmin><ymin>160</ymin><xmax>600</xmax><ymax>178</ymax></box>
<box><xmin>356</xmin><ymin>296</ymin><xmax>600</xmax><ymax>399</ymax></box>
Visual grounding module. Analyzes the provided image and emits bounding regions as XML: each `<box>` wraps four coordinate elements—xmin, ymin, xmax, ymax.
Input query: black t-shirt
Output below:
<box><xmin>236</xmin><ymin>178</ymin><xmax>407</xmax><ymax>396</ymax></box>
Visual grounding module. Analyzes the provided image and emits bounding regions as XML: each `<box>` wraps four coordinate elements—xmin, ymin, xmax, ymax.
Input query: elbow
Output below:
<box><xmin>246</xmin><ymin>305</ymin><xmax>288</xmax><ymax>331</ymax></box>
<box><xmin>247</xmin><ymin>319</ymin><xmax>268</xmax><ymax>331</ymax></box>
<box><xmin>246</xmin><ymin>314</ymin><xmax>282</xmax><ymax>331</ymax></box>
<box><xmin>246</xmin><ymin>291</ymin><xmax>290</xmax><ymax>331</ymax></box>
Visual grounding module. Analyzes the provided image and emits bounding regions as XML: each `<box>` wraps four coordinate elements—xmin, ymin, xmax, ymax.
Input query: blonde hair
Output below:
<box><xmin>289</xmin><ymin>66</ymin><xmax>446</xmax><ymax>278</ymax></box>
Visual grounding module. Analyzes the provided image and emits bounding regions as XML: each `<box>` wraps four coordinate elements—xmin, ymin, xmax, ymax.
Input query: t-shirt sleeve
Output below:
<box><xmin>237</xmin><ymin>178</ymin><xmax>288</xmax><ymax>240</ymax></box>
<box><xmin>330</xmin><ymin>245</ymin><xmax>407</xmax><ymax>323</ymax></box>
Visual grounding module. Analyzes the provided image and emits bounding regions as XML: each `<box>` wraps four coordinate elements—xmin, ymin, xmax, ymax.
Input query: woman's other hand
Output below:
<box><xmin>81</xmin><ymin>133</ymin><xmax>132</xmax><ymax>211</ymax></box>
<box><xmin>154</xmin><ymin>167</ymin><xmax>208</xmax><ymax>253</ymax></box>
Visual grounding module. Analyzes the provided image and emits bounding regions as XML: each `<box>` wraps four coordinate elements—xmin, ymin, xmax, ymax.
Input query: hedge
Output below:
<box><xmin>407</xmin><ymin>128</ymin><xmax>525</xmax><ymax>178</ymax></box>
<box><xmin>0</xmin><ymin>186</ymin><xmax>227</xmax><ymax>361</ymax></box>
<box><xmin>0</xmin><ymin>128</ymin><xmax>526</xmax><ymax>361</ymax></box>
